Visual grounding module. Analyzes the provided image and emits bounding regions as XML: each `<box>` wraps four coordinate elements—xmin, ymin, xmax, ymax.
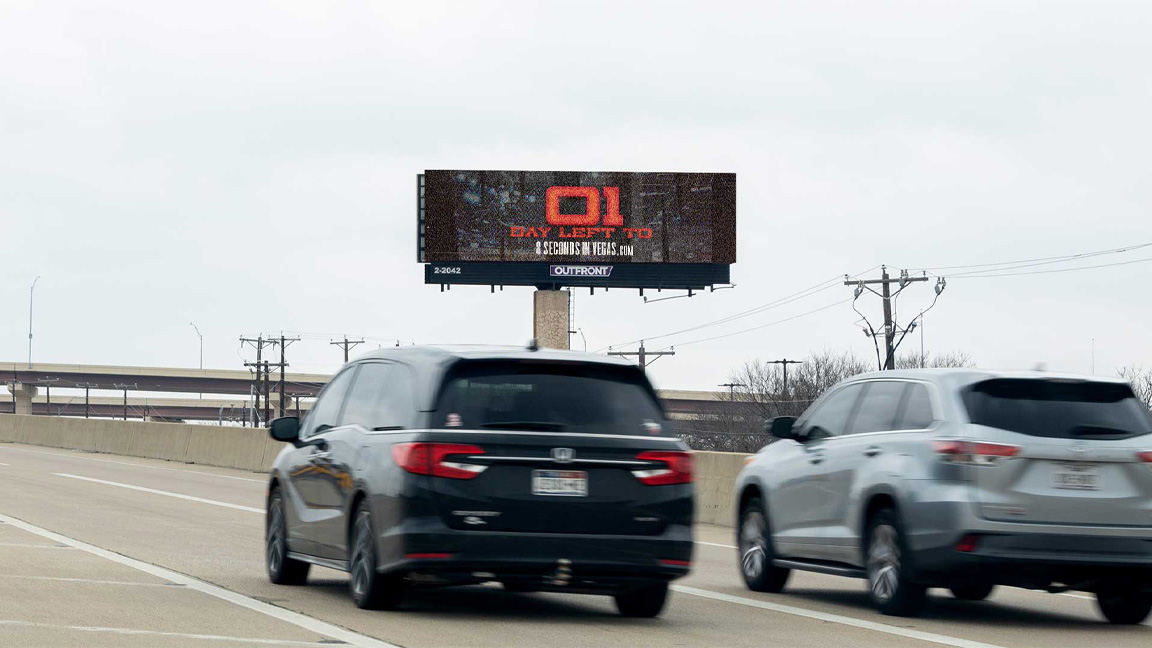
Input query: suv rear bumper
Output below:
<box><xmin>912</xmin><ymin>533</ymin><xmax>1152</xmax><ymax>591</ymax></box>
<box><xmin>905</xmin><ymin>481</ymin><xmax>1152</xmax><ymax>590</ymax></box>
<box><xmin>377</xmin><ymin>519</ymin><xmax>693</xmax><ymax>591</ymax></box>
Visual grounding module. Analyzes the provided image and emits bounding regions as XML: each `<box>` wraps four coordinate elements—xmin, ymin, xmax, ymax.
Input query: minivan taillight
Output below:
<box><xmin>1138</xmin><ymin>451</ymin><xmax>1152</xmax><ymax>463</ymax></box>
<box><xmin>931</xmin><ymin>440</ymin><xmax>1019</xmax><ymax>466</ymax></box>
<box><xmin>632</xmin><ymin>451</ymin><xmax>693</xmax><ymax>486</ymax></box>
<box><xmin>391</xmin><ymin>443</ymin><xmax>487</xmax><ymax>480</ymax></box>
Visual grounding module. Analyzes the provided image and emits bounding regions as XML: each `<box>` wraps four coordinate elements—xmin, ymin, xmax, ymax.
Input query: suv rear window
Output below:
<box><xmin>963</xmin><ymin>379</ymin><xmax>1152</xmax><ymax>440</ymax></box>
<box><xmin>436</xmin><ymin>362</ymin><xmax>669</xmax><ymax>436</ymax></box>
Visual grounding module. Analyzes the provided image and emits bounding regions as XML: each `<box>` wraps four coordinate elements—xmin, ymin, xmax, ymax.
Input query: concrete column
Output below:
<box><xmin>533</xmin><ymin>289</ymin><xmax>570</xmax><ymax>350</ymax></box>
<box><xmin>9</xmin><ymin>383</ymin><xmax>38</xmax><ymax>416</ymax></box>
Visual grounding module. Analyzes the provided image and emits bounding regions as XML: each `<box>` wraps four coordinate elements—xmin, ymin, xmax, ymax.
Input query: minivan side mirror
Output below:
<box><xmin>269</xmin><ymin>417</ymin><xmax>301</xmax><ymax>445</ymax></box>
<box><xmin>766</xmin><ymin>416</ymin><xmax>798</xmax><ymax>440</ymax></box>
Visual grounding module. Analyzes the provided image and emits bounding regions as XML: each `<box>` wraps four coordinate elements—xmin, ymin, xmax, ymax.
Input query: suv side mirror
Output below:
<box><xmin>270</xmin><ymin>417</ymin><xmax>301</xmax><ymax>445</ymax></box>
<box><xmin>766</xmin><ymin>416</ymin><xmax>798</xmax><ymax>440</ymax></box>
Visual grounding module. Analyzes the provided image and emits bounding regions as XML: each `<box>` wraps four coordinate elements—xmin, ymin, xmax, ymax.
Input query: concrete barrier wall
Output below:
<box><xmin>0</xmin><ymin>414</ymin><xmax>750</xmax><ymax>527</ymax></box>
<box><xmin>0</xmin><ymin>413</ymin><xmax>279</xmax><ymax>472</ymax></box>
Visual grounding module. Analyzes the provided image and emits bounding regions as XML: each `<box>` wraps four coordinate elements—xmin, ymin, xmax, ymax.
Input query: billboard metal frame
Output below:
<box><xmin>417</xmin><ymin>172</ymin><xmax>734</xmax><ymax>291</ymax></box>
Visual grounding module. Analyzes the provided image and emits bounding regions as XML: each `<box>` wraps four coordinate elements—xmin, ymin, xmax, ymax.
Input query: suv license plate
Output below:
<box><xmin>532</xmin><ymin>470</ymin><xmax>588</xmax><ymax>497</ymax></box>
<box><xmin>1052</xmin><ymin>463</ymin><xmax>1100</xmax><ymax>491</ymax></box>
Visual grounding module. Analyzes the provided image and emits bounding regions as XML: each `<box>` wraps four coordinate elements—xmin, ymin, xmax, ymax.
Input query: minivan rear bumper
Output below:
<box><xmin>377</xmin><ymin>519</ymin><xmax>693</xmax><ymax>591</ymax></box>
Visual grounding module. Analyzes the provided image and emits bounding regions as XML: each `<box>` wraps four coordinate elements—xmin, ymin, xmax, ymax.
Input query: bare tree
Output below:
<box><xmin>896</xmin><ymin>350</ymin><xmax>976</xmax><ymax>370</ymax></box>
<box><xmin>1117</xmin><ymin>365</ymin><xmax>1152</xmax><ymax>411</ymax></box>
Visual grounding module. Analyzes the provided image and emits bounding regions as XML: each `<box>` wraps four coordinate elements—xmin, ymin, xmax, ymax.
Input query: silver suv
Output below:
<box><xmin>734</xmin><ymin>369</ymin><xmax>1152</xmax><ymax>623</ymax></box>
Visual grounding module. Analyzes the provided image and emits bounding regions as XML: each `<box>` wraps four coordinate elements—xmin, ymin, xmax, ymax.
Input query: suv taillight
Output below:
<box><xmin>391</xmin><ymin>443</ymin><xmax>487</xmax><ymax>480</ymax></box>
<box><xmin>931</xmin><ymin>440</ymin><xmax>1019</xmax><ymax>466</ymax></box>
<box><xmin>632</xmin><ymin>451</ymin><xmax>693</xmax><ymax>485</ymax></box>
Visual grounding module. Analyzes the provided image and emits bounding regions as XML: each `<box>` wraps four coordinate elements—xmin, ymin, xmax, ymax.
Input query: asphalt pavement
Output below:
<box><xmin>0</xmin><ymin>442</ymin><xmax>1147</xmax><ymax>647</ymax></box>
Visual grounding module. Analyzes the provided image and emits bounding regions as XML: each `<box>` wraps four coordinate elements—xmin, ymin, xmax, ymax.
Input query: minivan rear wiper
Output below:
<box><xmin>1071</xmin><ymin>425</ymin><xmax>1133</xmax><ymax>437</ymax></box>
<box><xmin>480</xmin><ymin>421</ymin><xmax>568</xmax><ymax>432</ymax></box>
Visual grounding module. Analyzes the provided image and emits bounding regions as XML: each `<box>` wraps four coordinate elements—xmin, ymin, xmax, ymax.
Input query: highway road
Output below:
<box><xmin>0</xmin><ymin>442</ymin><xmax>1147</xmax><ymax>648</ymax></box>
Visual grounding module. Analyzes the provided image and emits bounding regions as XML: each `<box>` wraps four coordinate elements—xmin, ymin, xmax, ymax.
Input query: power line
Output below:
<box><xmin>945</xmin><ymin>255</ymin><xmax>1152</xmax><ymax>279</ymax></box>
<box><xmin>673</xmin><ymin>298</ymin><xmax>851</xmax><ymax>347</ymax></box>
<box><xmin>598</xmin><ymin>266</ymin><xmax>880</xmax><ymax>352</ymax></box>
<box><xmin>913</xmin><ymin>242</ymin><xmax>1151</xmax><ymax>273</ymax></box>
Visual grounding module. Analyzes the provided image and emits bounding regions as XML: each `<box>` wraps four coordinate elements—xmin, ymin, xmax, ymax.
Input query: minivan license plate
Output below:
<box><xmin>532</xmin><ymin>470</ymin><xmax>588</xmax><ymax>497</ymax></box>
<box><xmin>1052</xmin><ymin>463</ymin><xmax>1100</xmax><ymax>491</ymax></box>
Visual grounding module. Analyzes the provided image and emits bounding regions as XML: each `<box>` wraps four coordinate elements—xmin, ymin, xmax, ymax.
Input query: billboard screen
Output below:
<box><xmin>420</xmin><ymin>170</ymin><xmax>736</xmax><ymax>265</ymax></box>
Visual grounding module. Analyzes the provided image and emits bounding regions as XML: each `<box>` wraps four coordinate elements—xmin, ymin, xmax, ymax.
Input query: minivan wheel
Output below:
<box><xmin>349</xmin><ymin>502</ymin><xmax>404</xmax><ymax>610</ymax></box>
<box><xmin>865</xmin><ymin>509</ymin><xmax>927</xmax><ymax>617</ymax></box>
<box><xmin>738</xmin><ymin>497</ymin><xmax>790</xmax><ymax>593</ymax></box>
<box><xmin>266</xmin><ymin>489</ymin><xmax>310</xmax><ymax>585</ymax></box>
<box><xmin>1096</xmin><ymin>586</ymin><xmax>1152</xmax><ymax>625</ymax></box>
<box><xmin>949</xmin><ymin>583</ymin><xmax>995</xmax><ymax>601</ymax></box>
<box><xmin>614</xmin><ymin>582</ymin><xmax>669</xmax><ymax>618</ymax></box>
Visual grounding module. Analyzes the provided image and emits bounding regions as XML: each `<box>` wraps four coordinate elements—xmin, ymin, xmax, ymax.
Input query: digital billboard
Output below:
<box><xmin>418</xmin><ymin>170</ymin><xmax>735</xmax><ymax>290</ymax></box>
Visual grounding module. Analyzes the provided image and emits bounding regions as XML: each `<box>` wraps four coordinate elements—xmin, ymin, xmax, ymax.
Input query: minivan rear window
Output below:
<box><xmin>436</xmin><ymin>362</ymin><xmax>669</xmax><ymax>436</ymax></box>
<box><xmin>962</xmin><ymin>379</ymin><xmax>1152</xmax><ymax>440</ymax></box>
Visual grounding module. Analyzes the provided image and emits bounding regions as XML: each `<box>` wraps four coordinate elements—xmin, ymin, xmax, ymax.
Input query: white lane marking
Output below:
<box><xmin>690</xmin><ymin>541</ymin><xmax>1095</xmax><ymax>602</ymax></box>
<box><xmin>0</xmin><ymin>620</ymin><xmax>337</xmax><ymax>646</ymax></box>
<box><xmin>0</xmin><ymin>542</ymin><xmax>71</xmax><ymax>548</ymax></box>
<box><xmin>54</xmin><ymin>473</ymin><xmax>263</xmax><ymax>513</ymax></box>
<box><xmin>672</xmin><ymin>585</ymin><xmax>1005</xmax><ymax>648</ymax></box>
<box><xmin>0</xmin><ymin>462</ymin><xmax>9</xmax><ymax>466</ymax></box>
<box><xmin>0</xmin><ymin>446</ymin><xmax>264</xmax><ymax>482</ymax></box>
<box><xmin>0</xmin><ymin>574</ymin><xmax>184</xmax><ymax>587</ymax></box>
<box><xmin>0</xmin><ymin>513</ymin><xmax>398</xmax><ymax>648</ymax></box>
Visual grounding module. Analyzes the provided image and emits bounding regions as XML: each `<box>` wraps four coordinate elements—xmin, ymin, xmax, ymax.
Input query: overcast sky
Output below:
<box><xmin>2</xmin><ymin>0</ymin><xmax>1150</xmax><ymax>396</ymax></box>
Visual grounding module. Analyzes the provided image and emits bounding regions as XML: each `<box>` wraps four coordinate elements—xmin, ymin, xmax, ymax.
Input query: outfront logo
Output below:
<box><xmin>550</xmin><ymin>265</ymin><xmax>613</xmax><ymax>278</ymax></box>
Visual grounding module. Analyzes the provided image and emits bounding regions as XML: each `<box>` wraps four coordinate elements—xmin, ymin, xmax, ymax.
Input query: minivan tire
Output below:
<box><xmin>1096</xmin><ymin>586</ymin><xmax>1152</xmax><ymax>625</ymax></box>
<box><xmin>614</xmin><ymin>582</ymin><xmax>669</xmax><ymax>618</ymax></box>
<box><xmin>738</xmin><ymin>496</ymin><xmax>791</xmax><ymax>593</ymax></box>
<box><xmin>349</xmin><ymin>501</ymin><xmax>404</xmax><ymax>610</ymax></box>
<box><xmin>949</xmin><ymin>583</ymin><xmax>995</xmax><ymax>601</ymax></box>
<box><xmin>865</xmin><ymin>509</ymin><xmax>927</xmax><ymax>617</ymax></box>
<box><xmin>267</xmin><ymin>488</ymin><xmax>310</xmax><ymax>585</ymax></box>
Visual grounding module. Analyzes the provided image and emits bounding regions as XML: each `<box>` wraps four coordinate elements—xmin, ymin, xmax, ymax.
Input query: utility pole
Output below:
<box><xmin>719</xmin><ymin>382</ymin><xmax>745</xmax><ymax>399</ymax></box>
<box><xmin>608</xmin><ymin>341</ymin><xmax>675</xmax><ymax>370</ymax></box>
<box><xmin>77</xmin><ymin>382</ymin><xmax>98</xmax><ymax>419</ymax></box>
<box><xmin>270</xmin><ymin>335</ymin><xmax>300</xmax><ymax>418</ymax></box>
<box><xmin>112</xmin><ymin>383</ymin><xmax>136</xmax><ymax>421</ymax></box>
<box><xmin>37</xmin><ymin>378</ymin><xmax>59</xmax><ymax>416</ymax></box>
<box><xmin>330</xmin><ymin>335</ymin><xmax>364</xmax><ymax>363</ymax></box>
<box><xmin>241</xmin><ymin>335</ymin><xmax>276</xmax><ymax>426</ymax></box>
<box><xmin>767</xmin><ymin>359</ymin><xmax>803</xmax><ymax>397</ymax></box>
<box><xmin>845</xmin><ymin>267</ymin><xmax>934</xmax><ymax>370</ymax></box>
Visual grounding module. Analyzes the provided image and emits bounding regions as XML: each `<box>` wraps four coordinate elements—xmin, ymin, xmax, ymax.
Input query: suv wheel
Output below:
<box><xmin>614</xmin><ymin>582</ymin><xmax>669</xmax><ymax>618</ymax></box>
<box><xmin>349</xmin><ymin>501</ymin><xmax>404</xmax><ymax>610</ymax></box>
<box><xmin>865</xmin><ymin>509</ymin><xmax>927</xmax><ymax>617</ymax></box>
<box><xmin>949</xmin><ymin>584</ymin><xmax>995</xmax><ymax>601</ymax></box>
<box><xmin>738</xmin><ymin>496</ymin><xmax>790</xmax><ymax>593</ymax></box>
<box><xmin>1096</xmin><ymin>586</ymin><xmax>1152</xmax><ymax>625</ymax></box>
<box><xmin>266</xmin><ymin>488</ymin><xmax>310</xmax><ymax>585</ymax></box>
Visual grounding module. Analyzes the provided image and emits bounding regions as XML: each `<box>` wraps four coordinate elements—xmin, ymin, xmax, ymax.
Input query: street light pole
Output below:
<box><xmin>28</xmin><ymin>276</ymin><xmax>41</xmax><ymax>368</ymax></box>
<box><xmin>190</xmin><ymin>322</ymin><xmax>203</xmax><ymax>399</ymax></box>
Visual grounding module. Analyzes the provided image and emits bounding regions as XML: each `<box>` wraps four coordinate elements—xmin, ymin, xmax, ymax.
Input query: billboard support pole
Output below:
<box><xmin>532</xmin><ymin>289</ymin><xmax>570</xmax><ymax>350</ymax></box>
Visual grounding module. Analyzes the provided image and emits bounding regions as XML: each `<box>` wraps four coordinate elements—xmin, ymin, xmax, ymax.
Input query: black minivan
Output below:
<box><xmin>265</xmin><ymin>345</ymin><xmax>694</xmax><ymax>616</ymax></box>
